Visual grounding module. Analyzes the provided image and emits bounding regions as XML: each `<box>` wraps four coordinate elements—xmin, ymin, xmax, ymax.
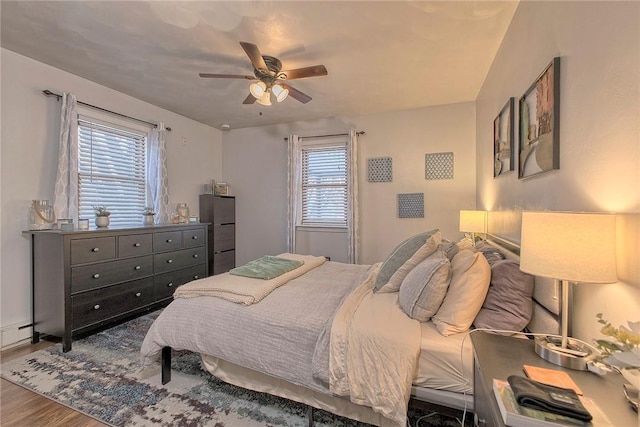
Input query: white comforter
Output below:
<box><xmin>328</xmin><ymin>263</ymin><xmax>422</xmax><ymax>427</ymax></box>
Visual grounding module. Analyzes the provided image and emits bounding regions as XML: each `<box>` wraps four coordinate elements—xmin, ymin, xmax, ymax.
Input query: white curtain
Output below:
<box><xmin>347</xmin><ymin>129</ymin><xmax>360</xmax><ymax>264</ymax></box>
<box><xmin>148</xmin><ymin>123</ymin><xmax>171</xmax><ymax>223</ymax></box>
<box><xmin>286</xmin><ymin>134</ymin><xmax>301</xmax><ymax>253</ymax></box>
<box><xmin>53</xmin><ymin>92</ymin><xmax>79</xmax><ymax>223</ymax></box>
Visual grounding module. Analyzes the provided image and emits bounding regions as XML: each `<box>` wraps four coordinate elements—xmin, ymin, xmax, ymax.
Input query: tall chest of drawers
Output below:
<box><xmin>199</xmin><ymin>194</ymin><xmax>236</xmax><ymax>275</ymax></box>
<box><xmin>25</xmin><ymin>224</ymin><xmax>208</xmax><ymax>352</ymax></box>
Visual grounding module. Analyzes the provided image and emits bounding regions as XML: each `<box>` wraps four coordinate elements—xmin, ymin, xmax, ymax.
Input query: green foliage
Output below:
<box><xmin>92</xmin><ymin>205</ymin><xmax>111</xmax><ymax>217</ymax></box>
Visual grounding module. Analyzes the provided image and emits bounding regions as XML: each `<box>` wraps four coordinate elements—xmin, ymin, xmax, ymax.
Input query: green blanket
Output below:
<box><xmin>229</xmin><ymin>256</ymin><xmax>304</xmax><ymax>280</ymax></box>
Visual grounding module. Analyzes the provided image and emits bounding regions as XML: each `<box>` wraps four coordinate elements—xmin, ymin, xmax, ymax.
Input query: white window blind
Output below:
<box><xmin>77</xmin><ymin>118</ymin><xmax>147</xmax><ymax>226</ymax></box>
<box><xmin>301</xmin><ymin>144</ymin><xmax>347</xmax><ymax>226</ymax></box>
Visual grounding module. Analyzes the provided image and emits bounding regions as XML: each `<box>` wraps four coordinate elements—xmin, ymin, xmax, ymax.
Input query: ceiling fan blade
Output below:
<box><xmin>199</xmin><ymin>73</ymin><xmax>254</xmax><ymax>80</ymax></box>
<box><xmin>280</xmin><ymin>65</ymin><xmax>328</xmax><ymax>80</ymax></box>
<box><xmin>239</xmin><ymin>41</ymin><xmax>268</xmax><ymax>72</ymax></box>
<box><xmin>242</xmin><ymin>93</ymin><xmax>257</xmax><ymax>104</ymax></box>
<box><xmin>280</xmin><ymin>82</ymin><xmax>312</xmax><ymax>104</ymax></box>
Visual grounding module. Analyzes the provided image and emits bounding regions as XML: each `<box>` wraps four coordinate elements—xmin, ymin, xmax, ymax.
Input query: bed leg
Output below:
<box><xmin>161</xmin><ymin>346</ymin><xmax>172</xmax><ymax>385</ymax></box>
<box><xmin>307</xmin><ymin>405</ymin><xmax>314</xmax><ymax>427</ymax></box>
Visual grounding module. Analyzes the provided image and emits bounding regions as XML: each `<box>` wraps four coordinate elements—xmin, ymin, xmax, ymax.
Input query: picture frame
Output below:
<box><xmin>518</xmin><ymin>57</ymin><xmax>560</xmax><ymax>179</ymax></box>
<box><xmin>214</xmin><ymin>182</ymin><xmax>229</xmax><ymax>196</ymax></box>
<box><xmin>493</xmin><ymin>97</ymin><xmax>514</xmax><ymax>177</ymax></box>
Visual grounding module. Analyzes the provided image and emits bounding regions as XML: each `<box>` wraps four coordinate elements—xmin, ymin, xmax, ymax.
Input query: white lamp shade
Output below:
<box><xmin>272</xmin><ymin>84</ymin><xmax>289</xmax><ymax>102</ymax></box>
<box><xmin>249</xmin><ymin>81</ymin><xmax>266</xmax><ymax>98</ymax></box>
<box><xmin>459</xmin><ymin>210</ymin><xmax>487</xmax><ymax>233</ymax></box>
<box><xmin>520</xmin><ymin>211</ymin><xmax>617</xmax><ymax>283</ymax></box>
<box><xmin>255</xmin><ymin>89</ymin><xmax>272</xmax><ymax>106</ymax></box>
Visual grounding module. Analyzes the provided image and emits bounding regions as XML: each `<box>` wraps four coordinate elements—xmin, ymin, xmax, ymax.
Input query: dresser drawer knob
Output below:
<box><xmin>92</xmin><ymin>273</ymin><xmax>100</xmax><ymax>279</ymax></box>
<box><xmin>192</xmin><ymin>236</ymin><xmax>198</xmax><ymax>240</ymax></box>
<box><xmin>134</xmin><ymin>243</ymin><xmax>141</xmax><ymax>247</ymax></box>
<box><xmin>167</xmin><ymin>259</ymin><xmax>173</xmax><ymax>264</ymax></box>
<box><xmin>92</xmin><ymin>247</ymin><xmax>99</xmax><ymax>252</ymax></box>
<box><xmin>193</xmin><ymin>254</ymin><xmax>198</xmax><ymax>258</ymax></box>
<box><xmin>94</xmin><ymin>304</ymin><xmax>100</xmax><ymax>310</ymax></box>
<box><xmin>135</xmin><ymin>265</ymin><xmax>141</xmax><ymax>270</ymax></box>
<box><xmin>193</xmin><ymin>275</ymin><xmax>199</xmax><ymax>280</ymax></box>
<box><xmin>166</xmin><ymin>239</ymin><xmax>172</xmax><ymax>243</ymax></box>
<box><xmin>167</xmin><ymin>282</ymin><xmax>174</xmax><ymax>288</ymax></box>
<box><xmin>135</xmin><ymin>292</ymin><xmax>142</xmax><ymax>297</ymax></box>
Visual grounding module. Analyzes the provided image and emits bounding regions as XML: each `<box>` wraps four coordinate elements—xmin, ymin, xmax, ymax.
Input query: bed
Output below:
<box><xmin>140</xmin><ymin>230</ymin><xmax>561</xmax><ymax>427</ymax></box>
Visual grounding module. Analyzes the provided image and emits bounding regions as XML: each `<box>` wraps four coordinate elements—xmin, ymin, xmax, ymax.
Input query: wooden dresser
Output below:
<box><xmin>25</xmin><ymin>223</ymin><xmax>208</xmax><ymax>352</ymax></box>
<box><xmin>199</xmin><ymin>195</ymin><xmax>235</xmax><ymax>275</ymax></box>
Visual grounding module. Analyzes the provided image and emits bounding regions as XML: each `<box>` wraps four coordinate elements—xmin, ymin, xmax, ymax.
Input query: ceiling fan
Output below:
<box><xmin>199</xmin><ymin>42</ymin><xmax>328</xmax><ymax>106</ymax></box>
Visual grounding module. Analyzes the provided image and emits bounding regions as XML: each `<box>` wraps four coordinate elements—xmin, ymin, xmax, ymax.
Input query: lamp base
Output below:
<box><xmin>534</xmin><ymin>336</ymin><xmax>595</xmax><ymax>370</ymax></box>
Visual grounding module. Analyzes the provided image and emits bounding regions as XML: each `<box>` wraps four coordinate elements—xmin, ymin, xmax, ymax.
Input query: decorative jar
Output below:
<box><xmin>29</xmin><ymin>200</ymin><xmax>56</xmax><ymax>230</ymax></box>
<box><xmin>176</xmin><ymin>203</ymin><xmax>190</xmax><ymax>224</ymax></box>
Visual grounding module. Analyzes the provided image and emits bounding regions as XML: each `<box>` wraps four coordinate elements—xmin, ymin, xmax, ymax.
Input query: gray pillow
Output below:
<box><xmin>374</xmin><ymin>229</ymin><xmax>439</xmax><ymax>291</ymax></box>
<box><xmin>398</xmin><ymin>251</ymin><xmax>451</xmax><ymax>322</ymax></box>
<box><xmin>473</xmin><ymin>259</ymin><xmax>534</xmax><ymax>333</ymax></box>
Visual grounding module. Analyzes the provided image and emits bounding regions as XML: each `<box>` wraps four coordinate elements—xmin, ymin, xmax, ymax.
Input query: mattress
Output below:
<box><xmin>414</xmin><ymin>321</ymin><xmax>474</xmax><ymax>394</ymax></box>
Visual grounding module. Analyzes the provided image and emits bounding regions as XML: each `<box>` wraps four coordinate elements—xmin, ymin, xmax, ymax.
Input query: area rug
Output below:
<box><xmin>1</xmin><ymin>312</ymin><xmax>471</xmax><ymax>427</ymax></box>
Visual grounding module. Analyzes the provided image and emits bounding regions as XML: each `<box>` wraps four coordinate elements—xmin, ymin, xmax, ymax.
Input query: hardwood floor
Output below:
<box><xmin>1</xmin><ymin>340</ymin><xmax>107</xmax><ymax>427</ymax></box>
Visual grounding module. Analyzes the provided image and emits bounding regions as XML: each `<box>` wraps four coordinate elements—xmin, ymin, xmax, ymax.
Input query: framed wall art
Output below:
<box><xmin>493</xmin><ymin>97</ymin><xmax>514</xmax><ymax>177</ymax></box>
<box><xmin>518</xmin><ymin>57</ymin><xmax>560</xmax><ymax>179</ymax></box>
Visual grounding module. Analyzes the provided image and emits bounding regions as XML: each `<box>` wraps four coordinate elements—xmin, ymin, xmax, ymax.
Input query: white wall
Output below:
<box><xmin>476</xmin><ymin>2</ymin><xmax>640</xmax><ymax>343</ymax></box>
<box><xmin>0</xmin><ymin>49</ymin><xmax>223</xmax><ymax>345</ymax></box>
<box><xmin>222</xmin><ymin>102</ymin><xmax>476</xmax><ymax>266</ymax></box>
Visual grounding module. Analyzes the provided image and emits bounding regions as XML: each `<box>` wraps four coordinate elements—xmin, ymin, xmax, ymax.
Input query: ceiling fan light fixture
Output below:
<box><xmin>272</xmin><ymin>84</ymin><xmax>289</xmax><ymax>102</ymax></box>
<box><xmin>256</xmin><ymin>89</ymin><xmax>272</xmax><ymax>106</ymax></box>
<box><xmin>249</xmin><ymin>81</ymin><xmax>267</xmax><ymax>98</ymax></box>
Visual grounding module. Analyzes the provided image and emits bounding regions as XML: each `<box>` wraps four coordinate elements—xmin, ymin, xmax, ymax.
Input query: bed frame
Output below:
<box><xmin>157</xmin><ymin>233</ymin><xmax>561</xmax><ymax>425</ymax></box>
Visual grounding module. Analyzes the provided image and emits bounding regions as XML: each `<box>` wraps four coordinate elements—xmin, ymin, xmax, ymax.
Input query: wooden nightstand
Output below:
<box><xmin>471</xmin><ymin>331</ymin><xmax>638</xmax><ymax>426</ymax></box>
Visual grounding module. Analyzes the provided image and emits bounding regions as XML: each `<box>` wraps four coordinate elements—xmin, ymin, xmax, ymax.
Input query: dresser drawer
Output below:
<box><xmin>153</xmin><ymin>231</ymin><xmax>182</xmax><ymax>252</ymax></box>
<box><xmin>118</xmin><ymin>233</ymin><xmax>152</xmax><ymax>258</ymax></box>
<box><xmin>154</xmin><ymin>264</ymin><xmax>206</xmax><ymax>300</ymax></box>
<box><xmin>71</xmin><ymin>277</ymin><xmax>154</xmax><ymax>330</ymax></box>
<box><xmin>213</xmin><ymin>224</ymin><xmax>235</xmax><ymax>252</ymax></box>
<box><xmin>71</xmin><ymin>255</ymin><xmax>153</xmax><ymax>293</ymax></box>
<box><xmin>183</xmin><ymin>228</ymin><xmax>205</xmax><ymax>248</ymax></box>
<box><xmin>213</xmin><ymin>250</ymin><xmax>235</xmax><ymax>275</ymax></box>
<box><xmin>70</xmin><ymin>237</ymin><xmax>116</xmax><ymax>265</ymax></box>
<box><xmin>154</xmin><ymin>247</ymin><xmax>206</xmax><ymax>274</ymax></box>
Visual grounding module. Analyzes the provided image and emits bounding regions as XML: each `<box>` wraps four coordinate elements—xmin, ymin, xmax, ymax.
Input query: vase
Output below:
<box><xmin>143</xmin><ymin>214</ymin><xmax>154</xmax><ymax>225</ymax></box>
<box><xmin>95</xmin><ymin>216</ymin><xmax>110</xmax><ymax>228</ymax></box>
<box><xmin>622</xmin><ymin>368</ymin><xmax>640</xmax><ymax>389</ymax></box>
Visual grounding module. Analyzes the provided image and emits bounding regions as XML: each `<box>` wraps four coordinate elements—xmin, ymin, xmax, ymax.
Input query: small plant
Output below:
<box><xmin>142</xmin><ymin>207</ymin><xmax>155</xmax><ymax>216</ymax></box>
<box><xmin>92</xmin><ymin>205</ymin><xmax>111</xmax><ymax>217</ymax></box>
<box><xmin>595</xmin><ymin>313</ymin><xmax>640</xmax><ymax>369</ymax></box>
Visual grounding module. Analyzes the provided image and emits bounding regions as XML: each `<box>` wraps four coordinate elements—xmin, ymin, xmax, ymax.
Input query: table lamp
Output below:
<box><xmin>459</xmin><ymin>210</ymin><xmax>487</xmax><ymax>246</ymax></box>
<box><xmin>520</xmin><ymin>211</ymin><xmax>617</xmax><ymax>370</ymax></box>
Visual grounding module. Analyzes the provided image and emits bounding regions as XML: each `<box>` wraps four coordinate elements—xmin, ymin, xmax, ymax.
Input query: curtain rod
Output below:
<box><xmin>42</xmin><ymin>90</ymin><xmax>172</xmax><ymax>132</ymax></box>
<box><xmin>283</xmin><ymin>131</ymin><xmax>365</xmax><ymax>141</ymax></box>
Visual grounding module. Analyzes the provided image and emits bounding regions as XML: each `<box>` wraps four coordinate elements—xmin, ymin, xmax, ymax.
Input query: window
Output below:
<box><xmin>77</xmin><ymin>117</ymin><xmax>148</xmax><ymax>226</ymax></box>
<box><xmin>301</xmin><ymin>143</ymin><xmax>348</xmax><ymax>226</ymax></box>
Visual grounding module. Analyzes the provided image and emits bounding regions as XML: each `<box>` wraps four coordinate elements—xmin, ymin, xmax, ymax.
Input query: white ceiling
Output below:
<box><xmin>1</xmin><ymin>1</ymin><xmax>518</xmax><ymax>131</ymax></box>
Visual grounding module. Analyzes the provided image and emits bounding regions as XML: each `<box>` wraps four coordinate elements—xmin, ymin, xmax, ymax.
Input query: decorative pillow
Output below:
<box><xmin>437</xmin><ymin>239</ymin><xmax>459</xmax><ymax>260</ymax></box>
<box><xmin>432</xmin><ymin>249</ymin><xmax>491</xmax><ymax>336</ymax></box>
<box><xmin>398</xmin><ymin>251</ymin><xmax>451</xmax><ymax>321</ymax></box>
<box><xmin>374</xmin><ymin>229</ymin><xmax>440</xmax><ymax>292</ymax></box>
<box><xmin>473</xmin><ymin>259</ymin><xmax>535</xmax><ymax>334</ymax></box>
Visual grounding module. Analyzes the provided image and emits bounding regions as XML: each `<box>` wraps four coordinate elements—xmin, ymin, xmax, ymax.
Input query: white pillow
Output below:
<box><xmin>432</xmin><ymin>249</ymin><xmax>491</xmax><ymax>336</ymax></box>
<box><xmin>398</xmin><ymin>250</ymin><xmax>451</xmax><ymax>321</ymax></box>
<box><xmin>377</xmin><ymin>231</ymin><xmax>441</xmax><ymax>293</ymax></box>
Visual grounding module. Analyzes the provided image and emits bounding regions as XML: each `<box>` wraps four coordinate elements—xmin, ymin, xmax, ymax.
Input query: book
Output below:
<box><xmin>523</xmin><ymin>364</ymin><xmax>583</xmax><ymax>395</ymax></box>
<box><xmin>492</xmin><ymin>379</ymin><xmax>588</xmax><ymax>427</ymax></box>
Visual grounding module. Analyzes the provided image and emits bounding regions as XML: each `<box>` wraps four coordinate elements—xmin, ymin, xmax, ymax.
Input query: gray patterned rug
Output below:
<box><xmin>1</xmin><ymin>311</ymin><xmax>471</xmax><ymax>427</ymax></box>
